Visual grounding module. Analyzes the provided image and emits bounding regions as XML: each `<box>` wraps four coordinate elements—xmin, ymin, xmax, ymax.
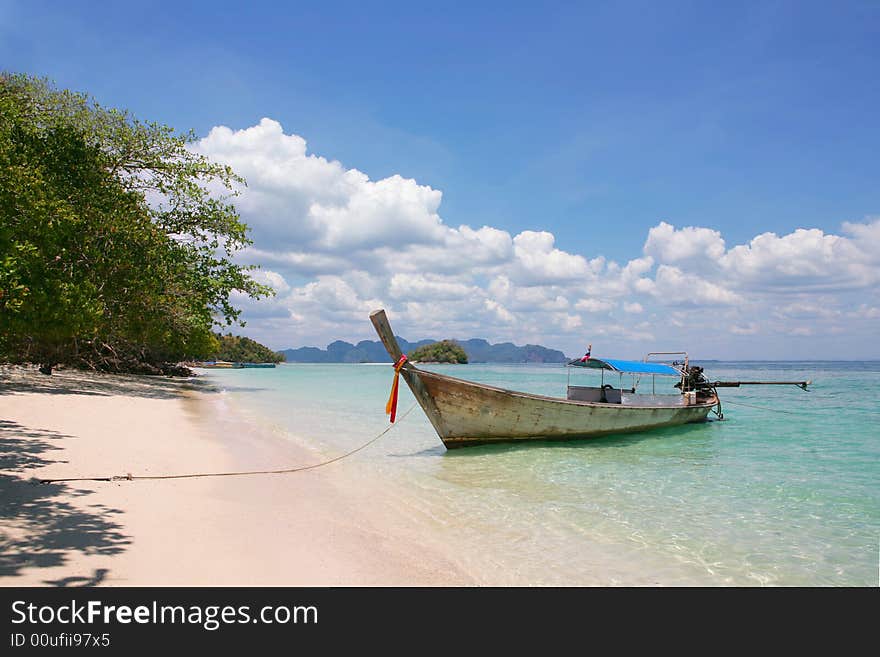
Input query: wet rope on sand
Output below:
<box><xmin>38</xmin><ymin>403</ymin><xmax>417</xmax><ymax>485</ymax></box>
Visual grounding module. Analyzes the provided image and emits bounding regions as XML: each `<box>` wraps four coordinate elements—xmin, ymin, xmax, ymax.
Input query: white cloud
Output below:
<box><xmin>484</xmin><ymin>299</ymin><xmax>515</xmax><ymax>323</ymax></box>
<box><xmin>374</xmin><ymin>224</ymin><xmax>513</xmax><ymax>275</ymax></box>
<box><xmin>593</xmin><ymin>256</ymin><xmax>654</xmax><ymax>297</ymax></box>
<box><xmin>772</xmin><ymin>301</ymin><xmax>841</xmax><ymax>320</ymax></box>
<box><xmin>308</xmin><ymin>173</ymin><xmax>445</xmax><ymax>250</ymax></box>
<box><xmin>194</xmin><ymin>119</ymin><xmax>880</xmax><ymax>358</ymax></box>
<box><xmin>511</xmin><ymin>231</ymin><xmax>591</xmax><ymax>285</ymax></box>
<box><xmin>389</xmin><ymin>273</ymin><xmax>476</xmax><ymax>301</ymax></box>
<box><xmin>241</xmin><ymin>247</ymin><xmax>355</xmax><ymax>275</ymax></box>
<box><xmin>248</xmin><ymin>268</ymin><xmax>290</xmax><ymax>294</ymax></box>
<box><xmin>575</xmin><ymin>298</ymin><xmax>615</xmax><ymax>313</ymax></box>
<box><xmin>639</xmin><ymin>265</ymin><xmax>743</xmax><ymax>306</ymax></box>
<box><xmin>644</xmin><ymin>221</ymin><xmax>725</xmax><ymax>265</ymax></box>
<box><xmin>584</xmin><ymin>322</ymin><xmax>655</xmax><ymax>342</ymax></box>
<box><xmin>720</xmin><ymin>227</ymin><xmax>876</xmax><ymax>292</ymax></box>
<box><xmin>286</xmin><ymin>275</ymin><xmax>384</xmax><ymax>323</ymax></box>
<box><xmin>851</xmin><ymin>304</ymin><xmax>880</xmax><ymax>319</ymax></box>
<box><xmin>730</xmin><ymin>323</ymin><xmax>759</xmax><ymax>335</ymax></box>
<box><xmin>554</xmin><ymin>313</ymin><xmax>583</xmax><ymax>331</ymax></box>
<box><xmin>503</xmin><ymin>287</ymin><xmax>569</xmax><ymax>312</ymax></box>
<box><xmin>642</xmin><ymin>219</ymin><xmax>880</xmax><ymax>295</ymax></box>
<box><xmin>841</xmin><ymin>217</ymin><xmax>880</xmax><ymax>261</ymax></box>
<box><xmin>196</xmin><ymin>118</ymin><xmax>446</xmax><ymax>252</ymax></box>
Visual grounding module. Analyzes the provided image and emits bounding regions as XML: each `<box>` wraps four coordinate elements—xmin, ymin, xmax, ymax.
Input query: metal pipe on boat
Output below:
<box><xmin>712</xmin><ymin>380</ymin><xmax>811</xmax><ymax>390</ymax></box>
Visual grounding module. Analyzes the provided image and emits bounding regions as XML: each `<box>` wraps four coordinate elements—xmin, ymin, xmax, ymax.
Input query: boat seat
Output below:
<box><xmin>566</xmin><ymin>386</ymin><xmax>622</xmax><ymax>403</ymax></box>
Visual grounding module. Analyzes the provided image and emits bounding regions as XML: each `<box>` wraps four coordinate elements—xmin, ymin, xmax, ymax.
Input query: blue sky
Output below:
<box><xmin>3</xmin><ymin>1</ymin><xmax>879</xmax><ymax>357</ymax></box>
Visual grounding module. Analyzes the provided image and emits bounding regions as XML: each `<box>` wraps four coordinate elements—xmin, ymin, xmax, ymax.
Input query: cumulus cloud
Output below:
<box><xmin>638</xmin><ymin>265</ymin><xmax>743</xmax><ymax>306</ymax></box>
<box><xmin>248</xmin><ymin>268</ymin><xmax>290</xmax><ymax>294</ymax></box>
<box><xmin>485</xmin><ymin>299</ymin><xmax>515</xmax><ymax>323</ymax></box>
<box><xmin>841</xmin><ymin>218</ymin><xmax>880</xmax><ymax>260</ymax></box>
<box><xmin>554</xmin><ymin>313</ymin><xmax>583</xmax><ymax>331</ymax></box>
<box><xmin>641</xmin><ymin>220</ymin><xmax>880</xmax><ymax>294</ymax></box>
<box><xmin>373</xmin><ymin>224</ymin><xmax>513</xmax><ymax>276</ymax></box>
<box><xmin>772</xmin><ymin>301</ymin><xmax>841</xmax><ymax>320</ymax></box>
<box><xmin>195</xmin><ymin>118</ymin><xmax>880</xmax><ymax>357</ymax></box>
<box><xmin>847</xmin><ymin>304</ymin><xmax>880</xmax><ymax>320</ymax></box>
<box><xmin>730</xmin><ymin>323</ymin><xmax>759</xmax><ymax>335</ymax></box>
<box><xmin>720</xmin><ymin>228</ymin><xmax>875</xmax><ymax>292</ymax></box>
<box><xmin>644</xmin><ymin>221</ymin><xmax>725</xmax><ymax>266</ymax></box>
<box><xmin>511</xmin><ymin>231</ymin><xmax>590</xmax><ymax>285</ymax></box>
<box><xmin>196</xmin><ymin>118</ymin><xmax>446</xmax><ymax>252</ymax></box>
<box><xmin>576</xmin><ymin>298</ymin><xmax>615</xmax><ymax>313</ymax></box>
<box><xmin>285</xmin><ymin>275</ymin><xmax>385</xmax><ymax>326</ymax></box>
<box><xmin>389</xmin><ymin>273</ymin><xmax>477</xmax><ymax>301</ymax></box>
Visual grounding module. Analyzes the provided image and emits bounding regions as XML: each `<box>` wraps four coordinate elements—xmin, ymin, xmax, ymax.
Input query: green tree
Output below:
<box><xmin>409</xmin><ymin>340</ymin><xmax>468</xmax><ymax>364</ymax></box>
<box><xmin>0</xmin><ymin>74</ymin><xmax>272</xmax><ymax>374</ymax></box>
<box><xmin>211</xmin><ymin>334</ymin><xmax>284</xmax><ymax>363</ymax></box>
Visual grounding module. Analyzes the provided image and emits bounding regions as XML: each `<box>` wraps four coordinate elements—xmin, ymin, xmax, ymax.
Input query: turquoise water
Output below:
<box><xmin>199</xmin><ymin>362</ymin><xmax>879</xmax><ymax>586</ymax></box>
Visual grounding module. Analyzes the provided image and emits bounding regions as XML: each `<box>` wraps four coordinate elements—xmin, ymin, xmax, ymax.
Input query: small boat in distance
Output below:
<box><xmin>197</xmin><ymin>360</ymin><xmax>243</xmax><ymax>369</ymax></box>
<box><xmin>370</xmin><ymin>309</ymin><xmax>810</xmax><ymax>449</ymax></box>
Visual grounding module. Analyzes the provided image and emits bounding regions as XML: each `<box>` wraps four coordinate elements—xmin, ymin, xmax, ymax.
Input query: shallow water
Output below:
<box><xmin>199</xmin><ymin>361</ymin><xmax>879</xmax><ymax>586</ymax></box>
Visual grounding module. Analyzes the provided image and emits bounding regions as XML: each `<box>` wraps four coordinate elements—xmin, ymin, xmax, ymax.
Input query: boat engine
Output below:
<box><xmin>676</xmin><ymin>365</ymin><xmax>713</xmax><ymax>396</ymax></box>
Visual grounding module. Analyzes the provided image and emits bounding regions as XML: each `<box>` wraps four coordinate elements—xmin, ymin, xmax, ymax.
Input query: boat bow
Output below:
<box><xmin>369</xmin><ymin>309</ymin><xmax>717</xmax><ymax>448</ymax></box>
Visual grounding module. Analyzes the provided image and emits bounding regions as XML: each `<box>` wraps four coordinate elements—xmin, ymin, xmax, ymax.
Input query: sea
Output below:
<box><xmin>197</xmin><ymin>361</ymin><xmax>879</xmax><ymax>586</ymax></box>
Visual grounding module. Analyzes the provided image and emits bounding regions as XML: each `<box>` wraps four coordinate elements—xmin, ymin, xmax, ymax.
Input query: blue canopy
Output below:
<box><xmin>567</xmin><ymin>357</ymin><xmax>681</xmax><ymax>376</ymax></box>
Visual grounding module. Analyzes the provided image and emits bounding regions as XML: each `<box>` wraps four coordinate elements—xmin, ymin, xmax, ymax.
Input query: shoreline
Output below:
<box><xmin>0</xmin><ymin>367</ymin><xmax>473</xmax><ymax>586</ymax></box>
<box><xmin>205</xmin><ymin>368</ymin><xmax>721</xmax><ymax>586</ymax></box>
<box><xmin>6</xmin><ymin>363</ymin><xmax>862</xmax><ymax>586</ymax></box>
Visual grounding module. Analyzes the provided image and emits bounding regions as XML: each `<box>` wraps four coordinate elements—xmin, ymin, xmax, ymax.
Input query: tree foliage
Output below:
<box><xmin>210</xmin><ymin>334</ymin><xmax>284</xmax><ymax>364</ymax></box>
<box><xmin>409</xmin><ymin>340</ymin><xmax>468</xmax><ymax>364</ymax></box>
<box><xmin>0</xmin><ymin>74</ymin><xmax>272</xmax><ymax>374</ymax></box>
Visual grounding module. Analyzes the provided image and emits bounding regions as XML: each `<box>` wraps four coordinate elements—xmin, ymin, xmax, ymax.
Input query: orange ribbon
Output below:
<box><xmin>385</xmin><ymin>354</ymin><xmax>408</xmax><ymax>423</ymax></box>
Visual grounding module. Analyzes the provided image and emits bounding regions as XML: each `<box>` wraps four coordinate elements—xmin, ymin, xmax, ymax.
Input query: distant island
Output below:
<box><xmin>211</xmin><ymin>334</ymin><xmax>284</xmax><ymax>364</ymax></box>
<box><xmin>281</xmin><ymin>337</ymin><xmax>567</xmax><ymax>363</ymax></box>
<box><xmin>409</xmin><ymin>340</ymin><xmax>468</xmax><ymax>364</ymax></box>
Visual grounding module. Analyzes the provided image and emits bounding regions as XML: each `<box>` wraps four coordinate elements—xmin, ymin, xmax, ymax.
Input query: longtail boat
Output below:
<box><xmin>370</xmin><ymin>309</ymin><xmax>810</xmax><ymax>449</ymax></box>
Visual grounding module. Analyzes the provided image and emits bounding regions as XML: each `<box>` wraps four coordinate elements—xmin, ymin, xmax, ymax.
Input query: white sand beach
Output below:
<box><xmin>0</xmin><ymin>368</ymin><xmax>472</xmax><ymax>586</ymax></box>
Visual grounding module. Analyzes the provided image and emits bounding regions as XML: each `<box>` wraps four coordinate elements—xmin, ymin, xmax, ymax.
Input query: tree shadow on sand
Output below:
<box><xmin>0</xmin><ymin>368</ymin><xmax>219</xmax><ymax>399</ymax></box>
<box><xmin>0</xmin><ymin>420</ymin><xmax>130</xmax><ymax>584</ymax></box>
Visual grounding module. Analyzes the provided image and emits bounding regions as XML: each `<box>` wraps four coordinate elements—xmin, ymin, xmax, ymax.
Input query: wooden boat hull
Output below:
<box><xmin>405</xmin><ymin>368</ymin><xmax>716</xmax><ymax>448</ymax></box>
<box><xmin>369</xmin><ymin>308</ymin><xmax>716</xmax><ymax>449</ymax></box>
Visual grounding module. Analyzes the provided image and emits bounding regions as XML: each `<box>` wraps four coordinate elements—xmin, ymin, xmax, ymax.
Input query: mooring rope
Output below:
<box><xmin>720</xmin><ymin>399</ymin><xmax>803</xmax><ymax>415</ymax></box>
<box><xmin>724</xmin><ymin>399</ymin><xmax>880</xmax><ymax>417</ymax></box>
<box><xmin>720</xmin><ymin>399</ymin><xmax>866</xmax><ymax>417</ymax></box>
<box><xmin>38</xmin><ymin>403</ymin><xmax>417</xmax><ymax>485</ymax></box>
